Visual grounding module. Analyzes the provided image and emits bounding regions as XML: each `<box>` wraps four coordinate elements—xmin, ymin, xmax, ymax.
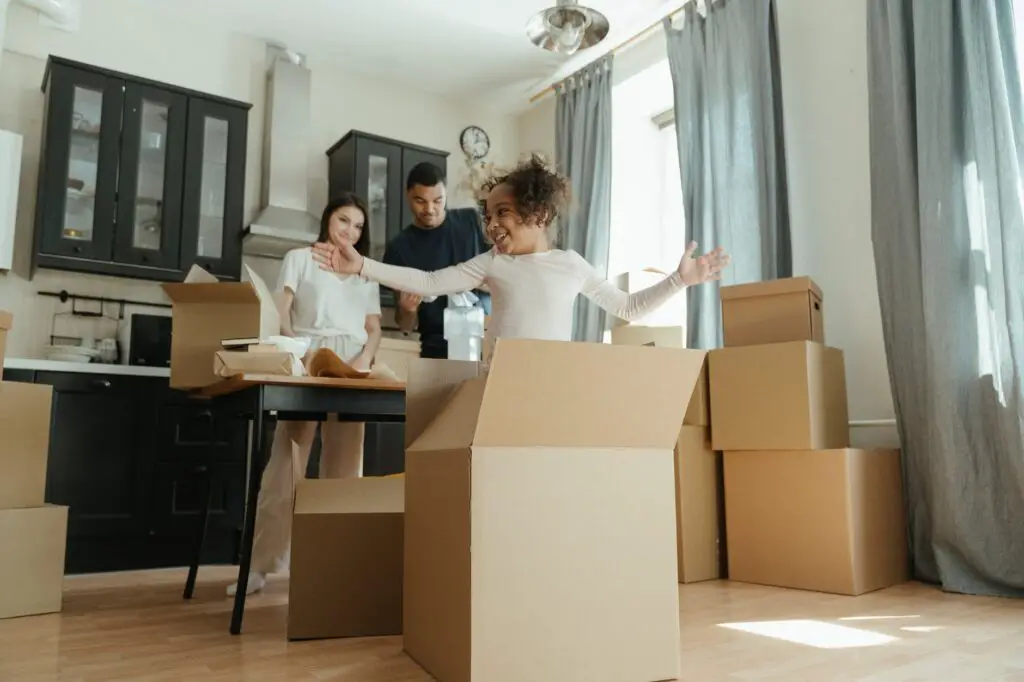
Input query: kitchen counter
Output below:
<box><xmin>3</xmin><ymin>357</ymin><xmax>171</xmax><ymax>378</ymax></box>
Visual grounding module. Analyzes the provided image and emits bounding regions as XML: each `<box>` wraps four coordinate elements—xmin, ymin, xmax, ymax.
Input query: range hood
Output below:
<box><xmin>243</xmin><ymin>47</ymin><xmax>319</xmax><ymax>259</ymax></box>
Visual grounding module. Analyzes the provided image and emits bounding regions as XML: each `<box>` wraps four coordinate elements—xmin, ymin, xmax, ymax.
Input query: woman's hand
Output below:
<box><xmin>350</xmin><ymin>353</ymin><xmax>372</xmax><ymax>372</ymax></box>
<box><xmin>312</xmin><ymin>241</ymin><xmax>363</xmax><ymax>274</ymax></box>
<box><xmin>677</xmin><ymin>241</ymin><xmax>730</xmax><ymax>286</ymax></box>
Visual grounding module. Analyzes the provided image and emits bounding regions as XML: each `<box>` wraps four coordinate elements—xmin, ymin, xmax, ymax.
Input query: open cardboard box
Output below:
<box><xmin>162</xmin><ymin>265</ymin><xmax>280</xmax><ymax>389</ymax></box>
<box><xmin>403</xmin><ymin>339</ymin><xmax>706</xmax><ymax>682</ymax></box>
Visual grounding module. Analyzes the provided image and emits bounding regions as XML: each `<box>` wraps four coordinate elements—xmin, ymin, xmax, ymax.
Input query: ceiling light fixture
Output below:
<box><xmin>526</xmin><ymin>0</ymin><xmax>610</xmax><ymax>56</ymax></box>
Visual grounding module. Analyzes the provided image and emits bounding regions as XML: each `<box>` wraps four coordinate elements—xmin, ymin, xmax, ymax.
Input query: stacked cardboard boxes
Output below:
<box><xmin>609</xmin><ymin>324</ymin><xmax>722</xmax><ymax>585</ymax></box>
<box><xmin>0</xmin><ymin>310</ymin><xmax>68</xmax><ymax>620</ymax></box>
<box><xmin>710</xmin><ymin>278</ymin><xmax>908</xmax><ymax>596</ymax></box>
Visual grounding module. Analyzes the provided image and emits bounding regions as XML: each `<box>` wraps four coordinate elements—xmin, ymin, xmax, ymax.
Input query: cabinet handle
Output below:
<box><xmin>91</xmin><ymin>379</ymin><xmax>111</xmax><ymax>389</ymax></box>
<box><xmin>73</xmin><ymin>246</ymin><xmax>82</xmax><ymax>254</ymax></box>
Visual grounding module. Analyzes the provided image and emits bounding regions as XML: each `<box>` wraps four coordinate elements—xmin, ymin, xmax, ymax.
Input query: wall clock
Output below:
<box><xmin>460</xmin><ymin>125</ymin><xmax>490</xmax><ymax>160</ymax></box>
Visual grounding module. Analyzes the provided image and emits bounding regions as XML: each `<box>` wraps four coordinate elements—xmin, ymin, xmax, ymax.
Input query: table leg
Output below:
<box><xmin>183</xmin><ymin>408</ymin><xmax>217</xmax><ymax>600</ymax></box>
<box><xmin>230</xmin><ymin>393</ymin><xmax>269</xmax><ymax>635</ymax></box>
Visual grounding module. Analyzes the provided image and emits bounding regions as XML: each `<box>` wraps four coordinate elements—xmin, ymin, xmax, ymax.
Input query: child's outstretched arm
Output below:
<box><xmin>575</xmin><ymin>242</ymin><xmax>729</xmax><ymax>322</ymax></box>
<box><xmin>361</xmin><ymin>253</ymin><xmax>491</xmax><ymax>297</ymax></box>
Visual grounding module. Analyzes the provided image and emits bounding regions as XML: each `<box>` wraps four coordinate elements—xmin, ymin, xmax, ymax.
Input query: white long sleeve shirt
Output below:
<box><xmin>361</xmin><ymin>248</ymin><xmax>685</xmax><ymax>354</ymax></box>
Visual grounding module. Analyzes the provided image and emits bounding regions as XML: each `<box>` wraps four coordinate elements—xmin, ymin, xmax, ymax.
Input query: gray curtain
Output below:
<box><xmin>664</xmin><ymin>0</ymin><xmax>791</xmax><ymax>349</ymax></box>
<box><xmin>556</xmin><ymin>57</ymin><xmax>614</xmax><ymax>342</ymax></box>
<box><xmin>868</xmin><ymin>0</ymin><xmax>1024</xmax><ymax>597</ymax></box>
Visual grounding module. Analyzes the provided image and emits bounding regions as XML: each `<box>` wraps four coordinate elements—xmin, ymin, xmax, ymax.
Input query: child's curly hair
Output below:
<box><xmin>478</xmin><ymin>154</ymin><xmax>572</xmax><ymax>232</ymax></box>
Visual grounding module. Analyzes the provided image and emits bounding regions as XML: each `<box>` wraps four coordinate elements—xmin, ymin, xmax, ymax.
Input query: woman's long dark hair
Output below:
<box><xmin>318</xmin><ymin>192</ymin><xmax>370</xmax><ymax>256</ymax></box>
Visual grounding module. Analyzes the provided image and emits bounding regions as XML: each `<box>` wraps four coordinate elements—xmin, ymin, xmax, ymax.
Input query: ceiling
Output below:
<box><xmin>139</xmin><ymin>0</ymin><xmax>678</xmax><ymax>108</ymax></box>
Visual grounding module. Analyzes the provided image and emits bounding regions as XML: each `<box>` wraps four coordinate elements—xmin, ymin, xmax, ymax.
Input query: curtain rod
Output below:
<box><xmin>527</xmin><ymin>0</ymin><xmax>719</xmax><ymax>105</ymax></box>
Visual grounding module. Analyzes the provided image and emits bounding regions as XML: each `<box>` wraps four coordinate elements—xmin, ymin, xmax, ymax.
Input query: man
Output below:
<box><xmin>383</xmin><ymin>162</ymin><xmax>491</xmax><ymax>358</ymax></box>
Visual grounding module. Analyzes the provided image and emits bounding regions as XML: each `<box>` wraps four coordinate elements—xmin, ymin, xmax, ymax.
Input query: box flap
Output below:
<box><xmin>243</xmin><ymin>263</ymin><xmax>281</xmax><ymax>339</ymax></box>
<box><xmin>474</xmin><ymin>339</ymin><xmax>705</xmax><ymax>449</ymax></box>
<box><xmin>405</xmin><ymin>358</ymin><xmax>483</xmax><ymax>448</ymax></box>
<box><xmin>0</xmin><ymin>309</ymin><xmax>12</xmax><ymax>331</ymax></box>
<box><xmin>184</xmin><ymin>264</ymin><xmax>219</xmax><ymax>284</ymax></box>
<box><xmin>294</xmin><ymin>477</ymin><xmax>404</xmax><ymax>515</ymax></box>
<box><xmin>161</xmin><ymin>281</ymin><xmax>259</xmax><ymax>305</ymax></box>
<box><xmin>408</xmin><ymin>377</ymin><xmax>487</xmax><ymax>452</ymax></box>
<box><xmin>720</xmin><ymin>276</ymin><xmax>822</xmax><ymax>301</ymax></box>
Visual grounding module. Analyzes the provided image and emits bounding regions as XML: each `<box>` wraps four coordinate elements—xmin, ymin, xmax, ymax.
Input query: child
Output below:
<box><xmin>311</xmin><ymin>155</ymin><xmax>728</xmax><ymax>358</ymax></box>
<box><xmin>228</xmin><ymin>192</ymin><xmax>382</xmax><ymax>597</ymax></box>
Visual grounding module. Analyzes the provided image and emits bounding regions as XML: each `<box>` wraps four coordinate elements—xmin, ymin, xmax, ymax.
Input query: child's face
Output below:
<box><xmin>327</xmin><ymin>205</ymin><xmax>365</xmax><ymax>248</ymax></box>
<box><xmin>483</xmin><ymin>183</ymin><xmax>546</xmax><ymax>255</ymax></box>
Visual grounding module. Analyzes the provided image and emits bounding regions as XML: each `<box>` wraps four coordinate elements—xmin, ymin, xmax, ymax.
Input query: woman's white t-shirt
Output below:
<box><xmin>277</xmin><ymin>247</ymin><xmax>381</xmax><ymax>345</ymax></box>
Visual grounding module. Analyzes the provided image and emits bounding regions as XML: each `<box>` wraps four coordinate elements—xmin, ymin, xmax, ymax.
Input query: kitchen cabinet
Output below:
<box><xmin>1</xmin><ymin>365</ymin><xmax>405</xmax><ymax>574</ymax></box>
<box><xmin>0</xmin><ymin>368</ymin><xmax>246</xmax><ymax>574</ymax></box>
<box><xmin>33</xmin><ymin>56</ymin><xmax>250</xmax><ymax>282</ymax></box>
<box><xmin>325</xmin><ymin>131</ymin><xmax>448</xmax><ymax>291</ymax></box>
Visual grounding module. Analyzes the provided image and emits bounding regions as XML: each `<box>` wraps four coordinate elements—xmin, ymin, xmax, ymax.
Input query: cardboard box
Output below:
<box><xmin>724</xmin><ymin>448</ymin><xmax>908</xmax><ymax>595</ymax></box>
<box><xmin>709</xmin><ymin>341</ymin><xmax>849</xmax><ymax>451</ymax></box>
<box><xmin>376</xmin><ymin>337</ymin><xmax>422</xmax><ymax>382</ymax></box>
<box><xmin>608</xmin><ymin>325</ymin><xmax>708</xmax><ymax>426</ymax></box>
<box><xmin>609</xmin><ymin>269</ymin><xmax>686</xmax><ymax>328</ymax></box>
<box><xmin>0</xmin><ymin>505</ymin><xmax>67</xmax><ymax>619</ymax></box>
<box><xmin>162</xmin><ymin>265</ymin><xmax>280</xmax><ymax>389</ymax></box>
<box><xmin>0</xmin><ymin>309</ymin><xmax>12</xmax><ymax>360</ymax></box>
<box><xmin>288</xmin><ymin>477</ymin><xmax>404</xmax><ymax>640</ymax></box>
<box><xmin>0</xmin><ymin>381</ymin><xmax>53</xmax><ymax>509</ymax></box>
<box><xmin>721</xmin><ymin>276</ymin><xmax>824</xmax><ymax>347</ymax></box>
<box><xmin>675</xmin><ymin>427</ymin><xmax>721</xmax><ymax>584</ymax></box>
<box><xmin>213</xmin><ymin>350</ymin><xmax>292</xmax><ymax>377</ymax></box>
<box><xmin>404</xmin><ymin>339</ymin><xmax>705</xmax><ymax>682</ymax></box>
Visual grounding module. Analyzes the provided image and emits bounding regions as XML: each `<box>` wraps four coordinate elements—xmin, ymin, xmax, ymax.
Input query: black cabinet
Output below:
<box><xmin>326</xmin><ymin>131</ymin><xmax>448</xmax><ymax>267</ymax></box>
<box><xmin>0</xmin><ymin>368</ymin><xmax>246</xmax><ymax>574</ymax></box>
<box><xmin>33</xmin><ymin>56</ymin><xmax>251</xmax><ymax>282</ymax></box>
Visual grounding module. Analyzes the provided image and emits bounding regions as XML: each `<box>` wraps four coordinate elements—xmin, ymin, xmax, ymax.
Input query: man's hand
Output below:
<box><xmin>677</xmin><ymin>241</ymin><xmax>730</xmax><ymax>286</ymax></box>
<box><xmin>312</xmin><ymin>240</ymin><xmax>363</xmax><ymax>274</ymax></box>
<box><xmin>398</xmin><ymin>292</ymin><xmax>422</xmax><ymax>313</ymax></box>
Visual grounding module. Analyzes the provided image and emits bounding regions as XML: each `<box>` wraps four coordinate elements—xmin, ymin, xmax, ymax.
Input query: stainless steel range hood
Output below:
<box><xmin>243</xmin><ymin>47</ymin><xmax>319</xmax><ymax>259</ymax></box>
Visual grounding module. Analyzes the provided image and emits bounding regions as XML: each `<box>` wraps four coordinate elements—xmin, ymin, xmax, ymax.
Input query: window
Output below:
<box><xmin>607</xmin><ymin>59</ymin><xmax>687</xmax><ymax>333</ymax></box>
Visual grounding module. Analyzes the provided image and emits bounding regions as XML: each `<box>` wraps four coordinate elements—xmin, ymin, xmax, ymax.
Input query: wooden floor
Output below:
<box><xmin>1</xmin><ymin>568</ymin><xmax>1022</xmax><ymax>681</ymax></box>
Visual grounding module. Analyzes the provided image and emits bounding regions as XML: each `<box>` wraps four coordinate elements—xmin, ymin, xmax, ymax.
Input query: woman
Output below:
<box><xmin>228</xmin><ymin>192</ymin><xmax>382</xmax><ymax>596</ymax></box>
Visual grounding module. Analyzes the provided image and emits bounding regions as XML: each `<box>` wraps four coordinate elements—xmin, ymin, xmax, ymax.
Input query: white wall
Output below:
<box><xmin>0</xmin><ymin>0</ymin><xmax>518</xmax><ymax>358</ymax></box>
<box><xmin>774</xmin><ymin>0</ymin><xmax>896</xmax><ymax>447</ymax></box>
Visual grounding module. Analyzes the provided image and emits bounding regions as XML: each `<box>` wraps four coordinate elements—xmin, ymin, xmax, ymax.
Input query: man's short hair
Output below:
<box><xmin>406</xmin><ymin>162</ymin><xmax>446</xmax><ymax>190</ymax></box>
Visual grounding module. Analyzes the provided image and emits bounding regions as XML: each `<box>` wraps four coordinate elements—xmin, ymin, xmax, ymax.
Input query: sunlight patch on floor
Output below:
<box><xmin>718</xmin><ymin>619</ymin><xmax>899</xmax><ymax>649</ymax></box>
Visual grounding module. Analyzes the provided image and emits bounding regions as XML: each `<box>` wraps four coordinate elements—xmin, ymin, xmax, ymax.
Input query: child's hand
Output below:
<box><xmin>312</xmin><ymin>241</ymin><xmax>363</xmax><ymax>274</ymax></box>
<box><xmin>677</xmin><ymin>241</ymin><xmax>729</xmax><ymax>286</ymax></box>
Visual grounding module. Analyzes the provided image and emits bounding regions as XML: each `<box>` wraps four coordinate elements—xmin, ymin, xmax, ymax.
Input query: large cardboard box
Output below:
<box><xmin>162</xmin><ymin>265</ymin><xmax>279</xmax><ymax>389</ymax></box>
<box><xmin>0</xmin><ymin>381</ymin><xmax>53</xmax><ymax>509</ymax></box>
<box><xmin>0</xmin><ymin>505</ymin><xmax>68</xmax><ymax>619</ymax></box>
<box><xmin>675</xmin><ymin>427</ymin><xmax>721</xmax><ymax>584</ymax></box>
<box><xmin>609</xmin><ymin>325</ymin><xmax>708</xmax><ymax>426</ymax></box>
<box><xmin>709</xmin><ymin>341</ymin><xmax>849</xmax><ymax>451</ymax></box>
<box><xmin>724</xmin><ymin>448</ymin><xmax>908</xmax><ymax>595</ymax></box>
<box><xmin>403</xmin><ymin>340</ymin><xmax>705</xmax><ymax>682</ymax></box>
<box><xmin>288</xmin><ymin>477</ymin><xmax>404</xmax><ymax>640</ymax></box>
<box><xmin>721</xmin><ymin>276</ymin><xmax>824</xmax><ymax>347</ymax></box>
<box><xmin>0</xmin><ymin>309</ymin><xmax>12</xmax><ymax>360</ymax></box>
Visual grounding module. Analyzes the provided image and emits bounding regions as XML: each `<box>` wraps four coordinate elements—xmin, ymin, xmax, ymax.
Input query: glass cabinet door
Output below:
<box><xmin>38</xmin><ymin>66</ymin><xmax>124</xmax><ymax>260</ymax></box>
<box><xmin>180</xmin><ymin>99</ymin><xmax>248</xmax><ymax>279</ymax></box>
<box><xmin>113</xmin><ymin>84</ymin><xmax>187</xmax><ymax>270</ymax></box>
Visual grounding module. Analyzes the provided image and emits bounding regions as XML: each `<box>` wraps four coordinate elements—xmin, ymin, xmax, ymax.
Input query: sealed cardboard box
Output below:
<box><xmin>709</xmin><ymin>341</ymin><xmax>849</xmax><ymax>451</ymax></box>
<box><xmin>609</xmin><ymin>325</ymin><xmax>708</xmax><ymax>426</ymax></box>
<box><xmin>675</xmin><ymin>426</ymin><xmax>721</xmax><ymax>584</ymax></box>
<box><xmin>289</xmin><ymin>476</ymin><xmax>404</xmax><ymax>640</ymax></box>
<box><xmin>0</xmin><ymin>381</ymin><xmax>53</xmax><ymax>509</ymax></box>
<box><xmin>0</xmin><ymin>309</ymin><xmax>12</xmax><ymax>360</ymax></box>
<box><xmin>721</xmin><ymin>276</ymin><xmax>823</xmax><ymax>347</ymax></box>
<box><xmin>213</xmin><ymin>350</ymin><xmax>293</xmax><ymax>377</ymax></box>
<box><xmin>609</xmin><ymin>269</ymin><xmax>686</xmax><ymax>328</ymax></box>
<box><xmin>724</xmin><ymin>448</ymin><xmax>908</xmax><ymax>595</ymax></box>
<box><xmin>0</xmin><ymin>505</ymin><xmax>68</xmax><ymax>619</ymax></box>
<box><xmin>162</xmin><ymin>265</ymin><xmax>280</xmax><ymax>389</ymax></box>
<box><xmin>404</xmin><ymin>340</ymin><xmax>704</xmax><ymax>682</ymax></box>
